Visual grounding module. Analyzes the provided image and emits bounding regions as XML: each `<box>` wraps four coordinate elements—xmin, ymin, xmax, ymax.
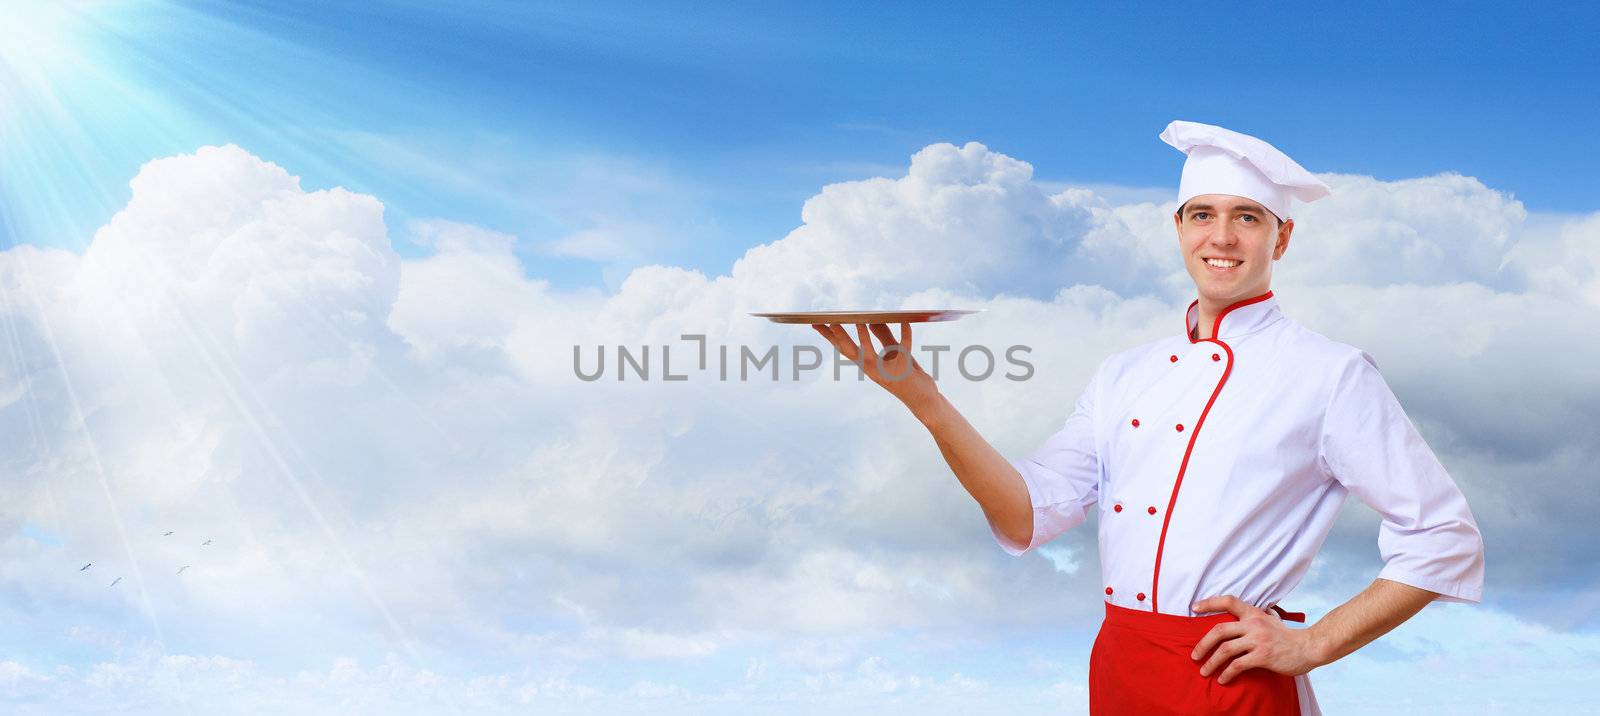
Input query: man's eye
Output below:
<box><xmin>1240</xmin><ymin>215</ymin><xmax>1256</xmax><ymax>222</ymax></box>
<box><xmin>1192</xmin><ymin>212</ymin><xmax>1209</xmax><ymax>220</ymax></box>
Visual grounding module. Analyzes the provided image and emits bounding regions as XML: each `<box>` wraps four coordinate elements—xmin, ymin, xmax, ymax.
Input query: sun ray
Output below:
<box><xmin>2</xmin><ymin>4</ymin><xmax>477</xmax><ymax>706</ymax></box>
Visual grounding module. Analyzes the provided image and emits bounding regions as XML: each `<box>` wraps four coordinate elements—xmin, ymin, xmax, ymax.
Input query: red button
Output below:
<box><xmin>1131</xmin><ymin>418</ymin><xmax>1140</xmax><ymax>428</ymax></box>
<box><xmin>1212</xmin><ymin>353</ymin><xmax>1220</xmax><ymax>361</ymax></box>
<box><xmin>1136</xmin><ymin>592</ymin><xmax>1146</xmax><ymax>601</ymax></box>
<box><xmin>1169</xmin><ymin>354</ymin><xmax>1178</xmax><ymax>363</ymax></box>
<box><xmin>1176</xmin><ymin>423</ymin><xmax>1185</xmax><ymax>432</ymax></box>
<box><xmin>1147</xmin><ymin>506</ymin><xmax>1156</xmax><ymax>515</ymax></box>
<box><xmin>1105</xmin><ymin>586</ymin><xmax>1113</xmax><ymax>595</ymax></box>
<box><xmin>1113</xmin><ymin>504</ymin><xmax>1123</xmax><ymax>513</ymax></box>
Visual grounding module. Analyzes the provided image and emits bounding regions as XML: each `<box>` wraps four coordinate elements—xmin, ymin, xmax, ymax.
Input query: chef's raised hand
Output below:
<box><xmin>1189</xmin><ymin>595</ymin><xmax>1324</xmax><ymax>685</ymax></box>
<box><xmin>811</xmin><ymin>322</ymin><xmax>939</xmax><ymax>410</ymax></box>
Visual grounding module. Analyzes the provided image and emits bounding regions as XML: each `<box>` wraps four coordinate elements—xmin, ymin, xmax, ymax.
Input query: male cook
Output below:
<box><xmin>811</xmin><ymin>120</ymin><xmax>1485</xmax><ymax>715</ymax></box>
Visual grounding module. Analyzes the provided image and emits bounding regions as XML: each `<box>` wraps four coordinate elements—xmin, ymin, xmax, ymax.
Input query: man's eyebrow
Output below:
<box><xmin>1182</xmin><ymin>203</ymin><xmax>1265</xmax><ymax>215</ymax></box>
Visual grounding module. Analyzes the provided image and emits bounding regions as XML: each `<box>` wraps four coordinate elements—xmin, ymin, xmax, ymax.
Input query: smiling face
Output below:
<box><xmin>1174</xmin><ymin>194</ymin><xmax>1294</xmax><ymax>307</ymax></box>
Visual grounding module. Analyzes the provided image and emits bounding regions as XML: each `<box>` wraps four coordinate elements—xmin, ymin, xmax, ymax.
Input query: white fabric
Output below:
<box><xmin>989</xmin><ymin>292</ymin><xmax>1485</xmax><ymax>714</ymax></box>
<box><xmin>1160</xmin><ymin>120</ymin><xmax>1333</xmax><ymax>220</ymax></box>
<box><xmin>1296</xmin><ymin>670</ymin><xmax>1322</xmax><ymax>716</ymax></box>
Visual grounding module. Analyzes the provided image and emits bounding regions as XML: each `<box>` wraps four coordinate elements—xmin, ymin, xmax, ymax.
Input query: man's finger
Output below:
<box><xmin>825</xmin><ymin>323</ymin><xmax>860</xmax><ymax>361</ymax></box>
<box><xmin>1199</xmin><ymin>635</ymin><xmax>1250</xmax><ymax>678</ymax></box>
<box><xmin>812</xmin><ymin>323</ymin><xmax>836</xmax><ymax>347</ymax></box>
<box><xmin>868</xmin><ymin>323</ymin><xmax>900</xmax><ymax>360</ymax></box>
<box><xmin>815</xmin><ymin>325</ymin><xmax>849</xmax><ymax>357</ymax></box>
<box><xmin>1217</xmin><ymin>653</ymin><xmax>1261</xmax><ymax>685</ymax></box>
<box><xmin>1190</xmin><ymin>621</ymin><xmax>1246</xmax><ymax>662</ymax></box>
<box><xmin>870</xmin><ymin>323</ymin><xmax>918</xmax><ymax>381</ymax></box>
<box><xmin>1194</xmin><ymin>595</ymin><xmax>1255</xmax><ymax>619</ymax></box>
<box><xmin>900</xmin><ymin>322</ymin><xmax>913</xmax><ymax>357</ymax></box>
<box><xmin>856</xmin><ymin>324</ymin><xmax>880</xmax><ymax>377</ymax></box>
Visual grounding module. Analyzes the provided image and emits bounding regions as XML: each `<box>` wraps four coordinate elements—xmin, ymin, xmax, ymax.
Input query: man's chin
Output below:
<box><xmin>1194</xmin><ymin>281</ymin><xmax>1257</xmax><ymax>304</ymax></box>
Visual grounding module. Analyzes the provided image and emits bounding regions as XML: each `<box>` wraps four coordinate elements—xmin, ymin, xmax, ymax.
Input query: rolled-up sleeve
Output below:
<box><xmin>989</xmin><ymin>362</ymin><xmax>1103</xmax><ymax>556</ymax></box>
<box><xmin>1318</xmin><ymin>350</ymin><xmax>1485</xmax><ymax>603</ymax></box>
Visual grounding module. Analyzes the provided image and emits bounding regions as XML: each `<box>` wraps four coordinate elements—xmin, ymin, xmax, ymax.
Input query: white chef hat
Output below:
<box><xmin>1159</xmin><ymin>120</ymin><xmax>1331</xmax><ymax>222</ymax></box>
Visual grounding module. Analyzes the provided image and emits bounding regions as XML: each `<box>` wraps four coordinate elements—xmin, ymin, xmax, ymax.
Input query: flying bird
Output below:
<box><xmin>79</xmin><ymin>563</ymin><xmax>92</xmax><ymax>571</ymax></box>
<box><xmin>201</xmin><ymin>540</ymin><xmax>212</xmax><ymax>546</ymax></box>
<box><xmin>163</xmin><ymin>531</ymin><xmax>174</xmax><ymax>536</ymax></box>
<box><xmin>109</xmin><ymin>577</ymin><xmax>121</xmax><ymax>587</ymax></box>
<box><xmin>176</xmin><ymin>565</ymin><xmax>190</xmax><ymax>575</ymax></box>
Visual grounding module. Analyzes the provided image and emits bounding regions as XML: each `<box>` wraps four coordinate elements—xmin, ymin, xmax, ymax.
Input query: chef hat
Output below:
<box><xmin>1159</xmin><ymin>120</ymin><xmax>1331</xmax><ymax>222</ymax></box>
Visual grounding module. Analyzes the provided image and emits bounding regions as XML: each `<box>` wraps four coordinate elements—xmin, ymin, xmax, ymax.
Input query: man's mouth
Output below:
<box><xmin>1204</xmin><ymin>258</ymin><xmax>1243</xmax><ymax>269</ymax></box>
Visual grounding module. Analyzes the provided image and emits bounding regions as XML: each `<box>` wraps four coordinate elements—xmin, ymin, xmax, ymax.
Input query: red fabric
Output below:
<box><xmin>1090</xmin><ymin>602</ymin><xmax>1301</xmax><ymax>715</ymax></box>
<box><xmin>1269</xmin><ymin>604</ymin><xmax>1306</xmax><ymax>623</ymax></box>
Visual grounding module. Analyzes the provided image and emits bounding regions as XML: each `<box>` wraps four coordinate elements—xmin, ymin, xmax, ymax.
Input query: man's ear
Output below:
<box><xmin>1273</xmin><ymin>218</ymin><xmax>1294</xmax><ymax>260</ymax></box>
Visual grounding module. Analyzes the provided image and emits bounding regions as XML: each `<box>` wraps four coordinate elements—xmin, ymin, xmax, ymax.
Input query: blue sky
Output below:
<box><xmin>3</xmin><ymin>2</ymin><xmax>1599</xmax><ymax>713</ymax></box>
<box><xmin>6</xmin><ymin>0</ymin><xmax>1599</xmax><ymax>291</ymax></box>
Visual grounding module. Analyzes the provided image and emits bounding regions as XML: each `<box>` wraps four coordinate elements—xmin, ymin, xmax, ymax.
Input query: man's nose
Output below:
<box><xmin>1208</xmin><ymin>222</ymin><xmax>1239</xmax><ymax>246</ymax></box>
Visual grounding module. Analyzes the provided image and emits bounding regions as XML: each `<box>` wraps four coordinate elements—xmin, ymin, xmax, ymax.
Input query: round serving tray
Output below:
<box><xmin>749</xmin><ymin>309</ymin><xmax>983</xmax><ymax>324</ymax></box>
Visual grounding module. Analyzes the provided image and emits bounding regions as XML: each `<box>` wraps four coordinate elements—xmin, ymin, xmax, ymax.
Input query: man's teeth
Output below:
<box><xmin>1205</xmin><ymin>258</ymin><xmax>1242</xmax><ymax>268</ymax></box>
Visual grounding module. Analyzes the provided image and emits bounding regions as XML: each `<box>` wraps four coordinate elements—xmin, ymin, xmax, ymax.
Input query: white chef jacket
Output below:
<box><xmin>990</xmin><ymin>290</ymin><xmax>1485</xmax><ymax>714</ymax></box>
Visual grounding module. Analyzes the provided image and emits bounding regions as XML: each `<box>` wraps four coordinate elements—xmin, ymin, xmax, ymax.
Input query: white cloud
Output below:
<box><xmin>1310</xmin><ymin>602</ymin><xmax>1600</xmax><ymax>714</ymax></box>
<box><xmin>542</xmin><ymin>222</ymin><xmax>654</xmax><ymax>263</ymax></box>
<box><xmin>728</xmin><ymin>141</ymin><xmax>1102</xmax><ymax>307</ymax></box>
<box><xmin>1</xmin><ymin>140</ymin><xmax>1596</xmax><ymax>712</ymax></box>
<box><xmin>1276</xmin><ymin>172</ymin><xmax>1528</xmax><ymax>289</ymax></box>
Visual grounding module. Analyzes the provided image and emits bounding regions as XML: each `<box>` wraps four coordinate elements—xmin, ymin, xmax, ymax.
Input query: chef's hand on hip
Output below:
<box><xmin>1189</xmin><ymin>595</ymin><xmax>1324</xmax><ymax>684</ymax></box>
<box><xmin>811</xmin><ymin>322</ymin><xmax>939</xmax><ymax>411</ymax></box>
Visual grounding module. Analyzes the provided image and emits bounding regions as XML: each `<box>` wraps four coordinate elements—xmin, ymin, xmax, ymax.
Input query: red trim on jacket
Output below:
<box><xmin>1185</xmin><ymin>290</ymin><xmax>1275</xmax><ymax>344</ymax></box>
<box><xmin>1152</xmin><ymin>289</ymin><xmax>1273</xmax><ymax>615</ymax></box>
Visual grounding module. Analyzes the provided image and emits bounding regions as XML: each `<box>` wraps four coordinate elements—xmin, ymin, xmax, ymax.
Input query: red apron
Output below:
<box><xmin>1089</xmin><ymin>601</ymin><xmax>1302</xmax><ymax>715</ymax></box>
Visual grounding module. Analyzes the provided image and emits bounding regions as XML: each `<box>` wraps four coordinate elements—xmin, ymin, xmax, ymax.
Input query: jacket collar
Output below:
<box><xmin>1185</xmin><ymin>290</ymin><xmax>1282</xmax><ymax>343</ymax></box>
